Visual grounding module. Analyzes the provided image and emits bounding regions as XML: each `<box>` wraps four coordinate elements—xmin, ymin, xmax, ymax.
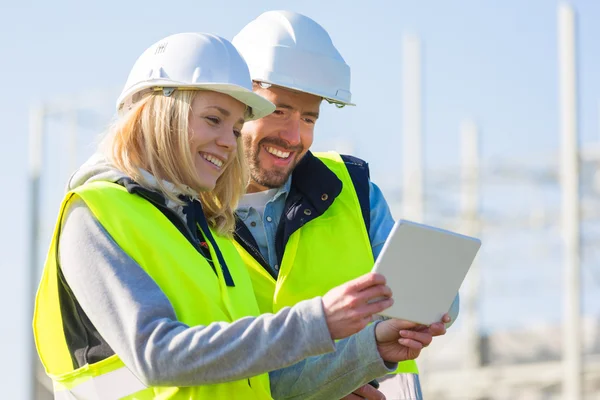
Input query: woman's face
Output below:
<box><xmin>188</xmin><ymin>91</ymin><xmax>246</xmax><ymax>190</ymax></box>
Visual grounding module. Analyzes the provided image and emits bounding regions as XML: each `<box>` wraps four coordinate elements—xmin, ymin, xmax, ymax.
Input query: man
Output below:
<box><xmin>232</xmin><ymin>11</ymin><xmax>459</xmax><ymax>400</ymax></box>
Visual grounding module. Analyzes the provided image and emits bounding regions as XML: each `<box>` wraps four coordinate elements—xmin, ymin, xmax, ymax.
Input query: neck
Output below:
<box><xmin>246</xmin><ymin>180</ymin><xmax>275</xmax><ymax>194</ymax></box>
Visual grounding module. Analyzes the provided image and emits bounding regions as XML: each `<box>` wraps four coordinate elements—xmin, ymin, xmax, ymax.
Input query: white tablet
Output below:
<box><xmin>372</xmin><ymin>220</ymin><xmax>481</xmax><ymax>325</ymax></box>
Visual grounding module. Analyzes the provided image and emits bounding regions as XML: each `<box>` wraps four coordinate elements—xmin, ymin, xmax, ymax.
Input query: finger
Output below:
<box><xmin>428</xmin><ymin>322</ymin><xmax>447</xmax><ymax>336</ymax></box>
<box><xmin>342</xmin><ymin>394</ymin><xmax>364</xmax><ymax>400</ymax></box>
<box><xmin>383</xmin><ymin>318</ymin><xmax>420</xmax><ymax>331</ymax></box>
<box><xmin>441</xmin><ymin>313</ymin><xmax>451</xmax><ymax>323</ymax></box>
<box><xmin>399</xmin><ymin>337</ymin><xmax>424</xmax><ymax>350</ymax></box>
<box><xmin>352</xmin><ymin>383</ymin><xmax>386</xmax><ymax>400</ymax></box>
<box><xmin>358</xmin><ymin>297</ymin><xmax>394</xmax><ymax>317</ymax></box>
<box><xmin>360</xmin><ymin>285</ymin><xmax>393</xmax><ymax>303</ymax></box>
<box><xmin>409</xmin><ymin>323</ymin><xmax>430</xmax><ymax>332</ymax></box>
<box><xmin>344</xmin><ymin>272</ymin><xmax>387</xmax><ymax>293</ymax></box>
<box><xmin>400</xmin><ymin>330</ymin><xmax>433</xmax><ymax>347</ymax></box>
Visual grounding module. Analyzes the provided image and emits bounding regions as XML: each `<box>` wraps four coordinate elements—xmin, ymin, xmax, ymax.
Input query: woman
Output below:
<box><xmin>33</xmin><ymin>32</ymin><xmax>442</xmax><ymax>400</ymax></box>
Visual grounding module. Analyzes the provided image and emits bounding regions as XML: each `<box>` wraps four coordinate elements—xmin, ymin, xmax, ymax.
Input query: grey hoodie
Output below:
<box><xmin>58</xmin><ymin>152</ymin><xmax>396</xmax><ymax>399</ymax></box>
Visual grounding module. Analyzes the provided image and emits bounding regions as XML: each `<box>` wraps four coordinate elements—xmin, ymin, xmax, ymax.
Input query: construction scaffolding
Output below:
<box><xmin>27</xmin><ymin>3</ymin><xmax>599</xmax><ymax>399</ymax></box>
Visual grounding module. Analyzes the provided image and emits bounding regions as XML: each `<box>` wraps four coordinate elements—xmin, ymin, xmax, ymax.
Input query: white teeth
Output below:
<box><xmin>201</xmin><ymin>153</ymin><xmax>224</xmax><ymax>168</ymax></box>
<box><xmin>265</xmin><ymin>146</ymin><xmax>291</xmax><ymax>159</ymax></box>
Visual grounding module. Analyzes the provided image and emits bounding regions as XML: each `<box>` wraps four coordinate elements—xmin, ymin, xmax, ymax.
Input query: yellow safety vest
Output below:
<box><xmin>235</xmin><ymin>151</ymin><xmax>418</xmax><ymax>375</ymax></box>
<box><xmin>33</xmin><ymin>181</ymin><xmax>272</xmax><ymax>399</ymax></box>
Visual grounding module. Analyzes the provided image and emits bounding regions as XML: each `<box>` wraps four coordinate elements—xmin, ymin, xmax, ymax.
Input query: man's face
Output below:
<box><xmin>241</xmin><ymin>84</ymin><xmax>322</xmax><ymax>193</ymax></box>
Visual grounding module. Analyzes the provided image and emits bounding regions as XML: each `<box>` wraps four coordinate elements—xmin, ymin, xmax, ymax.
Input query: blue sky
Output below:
<box><xmin>2</xmin><ymin>0</ymin><xmax>600</xmax><ymax>396</ymax></box>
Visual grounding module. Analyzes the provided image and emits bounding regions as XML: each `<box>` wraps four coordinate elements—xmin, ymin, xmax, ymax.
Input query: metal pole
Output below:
<box><xmin>402</xmin><ymin>34</ymin><xmax>424</xmax><ymax>222</ymax></box>
<box><xmin>28</xmin><ymin>105</ymin><xmax>45</xmax><ymax>400</ymax></box>
<box><xmin>595</xmin><ymin>102</ymin><xmax>600</xmax><ymax>193</ymax></box>
<box><xmin>557</xmin><ymin>3</ymin><xmax>582</xmax><ymax>399</ymax></box>
<box><xmin>460</xmin><ymin>119</ymin><xmax>481</xmax><ymax>370</ymax></box>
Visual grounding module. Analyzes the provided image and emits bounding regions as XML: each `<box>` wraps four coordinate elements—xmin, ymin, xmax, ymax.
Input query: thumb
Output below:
<box><xmin>388</xmin><ymin>318</ymin><xmax>420</xmax><ymax>330</ymax></box>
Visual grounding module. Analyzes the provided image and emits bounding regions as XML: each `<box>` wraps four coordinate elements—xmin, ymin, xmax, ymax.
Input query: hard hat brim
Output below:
<box><xmin>117</xmin><ymin>81</ymin><xmax>275</xmax><ymax>121</ymax></box>
<box><xmin>255</xmin><ymin>79</ymin><xmax>356</xmax><ymax>107</ymax></box>
<box><xmin>200</xmin><ymin>83</ymin><xmax>276</xmax><ymax>121</ymax></box>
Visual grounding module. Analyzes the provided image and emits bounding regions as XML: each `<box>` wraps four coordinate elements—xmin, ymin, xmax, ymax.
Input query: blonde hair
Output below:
<box><xmin>103</xmin><ymin>90</ymin><xmax>248</xmax><ymax>236</ymax></box>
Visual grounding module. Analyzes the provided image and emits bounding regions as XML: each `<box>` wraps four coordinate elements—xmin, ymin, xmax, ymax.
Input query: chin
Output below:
<box><xmin>196</xmin><ymin>180</ymin><xmax>217</xmax><ymax>192</ymax></box>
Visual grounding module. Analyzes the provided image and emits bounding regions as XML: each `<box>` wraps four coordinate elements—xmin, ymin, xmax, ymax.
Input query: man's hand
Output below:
<box><xmin>374</xmin><ymin>314</ymin><xmax>450</xmax><ymax>362</ymax></box>
<box><xmin>322</xmin><ymin>273</ymin><xmax>393</xmax><ymax>340</ymax></box>
<box><xmin>340</xmin><ymin>383</ymin><xmax>385</xmax><ymax>400</ymax></box>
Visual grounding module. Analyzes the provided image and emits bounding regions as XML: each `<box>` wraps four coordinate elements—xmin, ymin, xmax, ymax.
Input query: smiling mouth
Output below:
<box><xmin>200</xmin><ymin>152</ymin><xmax>224</xmax><ymax>168</ymax></box>
<box><xmin>264</xmin><ymin>145</ymin><xmax>291</xmax><ymax>159</ymax></box>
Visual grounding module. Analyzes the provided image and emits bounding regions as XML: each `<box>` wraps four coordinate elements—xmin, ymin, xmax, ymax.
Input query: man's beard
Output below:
<box><xmin>243</xmin><ymin>136</ymin><xmax>303</xmax><ymax>189</ymax></box>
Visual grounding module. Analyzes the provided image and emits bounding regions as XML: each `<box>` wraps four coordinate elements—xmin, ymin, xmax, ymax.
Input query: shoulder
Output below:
<box><xmin>339</xmin><ymin>154</ymin><xmax>370</xmax><ymax>181</ymax></box>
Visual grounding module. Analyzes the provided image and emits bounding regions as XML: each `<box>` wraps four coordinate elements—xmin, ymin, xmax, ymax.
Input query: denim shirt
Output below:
<box><xmin>236</xmin><ymin>176</ymin><xmax>394</xmax><ymax>270</ymax></box>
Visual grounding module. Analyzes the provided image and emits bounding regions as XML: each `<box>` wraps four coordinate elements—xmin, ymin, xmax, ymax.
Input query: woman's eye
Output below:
<box><xmin>233</xmin><ymin>130</ymin><xmax>241</xmax><ymax>138</ymax></box>
<box><xmin>206</xmin><ymin>116</ymin><xmax>220</xmax><ymax>124</ymax></box>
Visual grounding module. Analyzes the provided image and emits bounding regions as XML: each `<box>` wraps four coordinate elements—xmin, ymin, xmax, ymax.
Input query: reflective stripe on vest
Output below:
<box><xmin>236</xmin><ymin>151</ymin><xmax>419</xmax><ymax>375</ymax></box>
<box><xmin>53</xmin><ymin>365</ymin><xmax>146</xmax><ymax>400</ymax></box>
<box><xmin>33</xmin><ymin>181</ymin><xmax>272</xmax><ymax>399</ymax></box>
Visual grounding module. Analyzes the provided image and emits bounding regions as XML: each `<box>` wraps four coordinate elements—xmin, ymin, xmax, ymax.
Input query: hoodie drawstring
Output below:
<box><xmin>182</xmin><ymin>198</ymin><xmax>235</xmax><ymax>287</ymax></box>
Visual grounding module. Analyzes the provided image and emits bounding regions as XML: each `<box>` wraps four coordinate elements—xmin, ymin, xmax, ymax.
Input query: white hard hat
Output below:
<box><xmin>232</xmin><ymin>11</ymin><xmax>354</xmax><ymax>107</ymax></box>
<box><xmin>116</xmin><ymin>32</ymin><xmax>275</xmax><ymax>120</ymax></box>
